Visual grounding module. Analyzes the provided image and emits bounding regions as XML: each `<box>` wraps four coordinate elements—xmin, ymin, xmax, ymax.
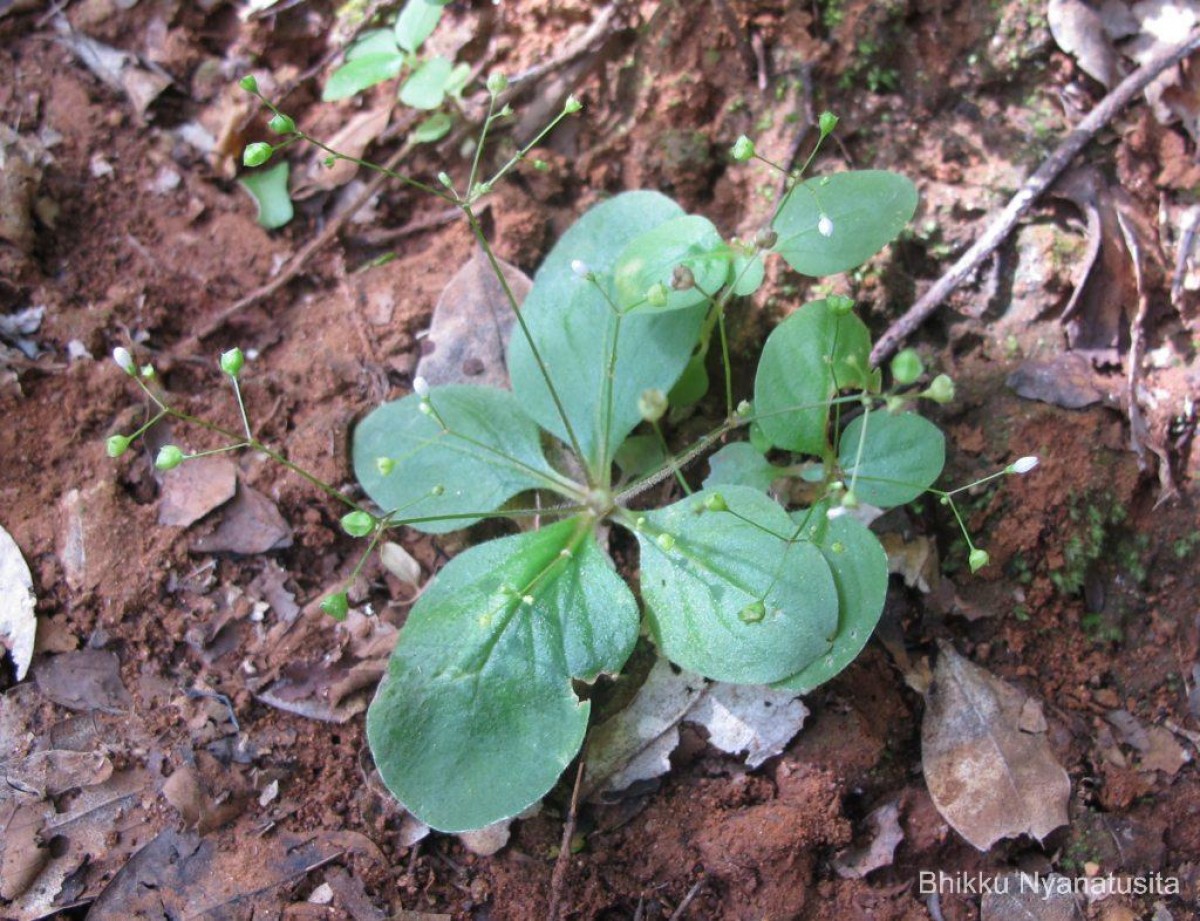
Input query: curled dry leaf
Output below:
<box><xmin>922</xmin><ymin>642</ymin><xmax>1070</xmax><ymax>851</ymax></box>
<box><xmin>415</xmin><ymin>248</ymin><xmax>533</xmax><ymax>390</ymax></box>
<box><xmin>0</xmin><ymin>523</ymin><xmax>36</xmax><ymax>681</ymax></box>
<box><xmin>833</xmin><ymin>800</ymin><xmax>905</xmax><ymax>879</ymax></box>
<box><xmin>1048</xmin><ymin>0</ymin><xmax>1131</xmax><ymax>88</ymax></box>
<box><xmin>53</xmin><ymin>18</ymin><xmax>172</xmax><ymax>119</ymax></box>
<box><xmin>294</xmin><ymin>103</ymin><xmax>393</xmax><ymax>198</ymax></box>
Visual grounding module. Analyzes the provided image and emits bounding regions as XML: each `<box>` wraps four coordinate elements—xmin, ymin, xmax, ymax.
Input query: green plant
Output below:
<box><xmin>108</xmin><ymin>71</ymin><xmax>1040</xmax><ymax>835</ymax></box>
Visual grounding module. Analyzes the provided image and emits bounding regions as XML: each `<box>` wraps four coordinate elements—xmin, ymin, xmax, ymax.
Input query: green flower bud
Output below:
<box><xmin>487</xmin><ymin>71</ymin><xmax>508</xmax><ymax>95</ymax></box>
<box><xmin>923</xmin><ymin>374</ymin><xmax>955</xmax><ymax>404</ymax></box>
<box><xmin>885</xmin><ymin>395</ymin><xmax>908</xmax><ymax>414</ymax></box>
<box><xmin>827</xmin><ymin>294</ymin><xmax>855</xmax><ymax>315</ymax></box>
<box><xmin>731</xmin><ymin>134</ymin><xmax>755</xmax><ymax>162</ymax></box>
<box><xmin>430</xmin><ymin>484</ymin><xmax>445</xmax><ymax>496</ymax></box>
<box><xmin>238</xmin><ymin>75</ymin><xmax>259</xmax><ymax>94</ymax></box>
<box><xmin>497</xmin><ymin>104</ymin><xmax>513</xmax><ymax>118</ymax></box>
<box><xmin>155</xmin><ymin>445</ymin><xmax>185</xmax><ymax>471</ymax></box>
<box><xmin>533</xmin><ymin>158</ymin><xmax>550</xmax><ymax>172</ymax></box>
<box><xmin>754</xmin><ymin>227</ymin><xmax>778</xmax><ymax>250</ymax></box>
<box><xmin>267</xmin><ymin>113</ymin><xmax>296</xmax><ymax>134</ymax></box>
<box><xmin>638</xmin><ymin>388</ymin><xmax>668</xmax><ymax>423</ymax></box>
<box><xmin>376</xmin><ymin>456</ymin><xmax>395</xmax><ymax>476</ymax></box>
<box><xmin>646</xmin><ymin>282</ymin><xmax>669</xmax><ymax>307</ymax></box>
<box><xmin>242</xmin><ymin>142</ymin><xmax>273</xmax><ymax>168</ymax></box>
<box><xmin>739</xmin><ymin>600</ymin><xmax>766</xmax><ymax>623</ymax></box>
<box><xmin>106</xmin><ymin>434</ymin><xmax>131</xmax><ymax>458</ymax></box>
<box><xmin>818</xmin><ymin>110</ymin><xmax>839</xmax><ymax>136</ymax></box>
<box><xmin>704</xmin><ymin>493</ymin><xmax>728</xmax><ymax>512</ymax></box>
<box><xmin>969</xmin><ymin>548</ymin><xmax>990</xmax><ymax>573</ymax></box>
<box><xmin>736</xmin><ymin>399</ymin><xmax>753</xmax><ymax>417</ymax></box>
<box><xmin>323</xmin><ymin>155</ymin><xmax>336</xmax><ymax>168</ymax></box>
<box><xmin>437</xmin><ymin>171</ymin><xmax>453</xmax><ymax>188</ymax></box>
<box><xmin>140</xmin><ymin>364</ymin><xmax>156</xmax><ymax>379</ymax></box>
<box><xmin>655</xmin><ymin>532</ymin><xmax>676</xmax><ymax>552</ymax></box>
<box><xmin>321</xmin><ymin>591</ymin><xmax>349</xmax><ymax>621</ymax></box>
<box><xmin>890</xmin><ymin>348</ymin><xmax>924</xmax><ymax>386</ymax></box>
<box><xmin>341</xmin><ymin>510</ymin><xmax>375</xmax><ymax>538</ymax></box>
<box><xmin>219</xmin><ymin>347</ymin><xmax>244</xmax><ymax>377</ymax></box>
<box><xmin>563</xmin><ymin>95</ymin><xmax>583</xmax><ymax>114</ymax></box>
<box><xmin>841</xmin><ymin>489</ymin><xmax>859</xmax><ymax>509</ymax></box>
<box><xmin>112</xmin><ymin>346</ymin><xmax>135</xmax><ymax>374</ymax></box>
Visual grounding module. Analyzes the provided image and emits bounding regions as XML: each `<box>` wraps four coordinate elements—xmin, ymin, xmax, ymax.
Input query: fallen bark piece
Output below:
<box><xmin>191</xmin><ymin>484</ymin><xmax>292</xmax><ymax>555</ymax></box>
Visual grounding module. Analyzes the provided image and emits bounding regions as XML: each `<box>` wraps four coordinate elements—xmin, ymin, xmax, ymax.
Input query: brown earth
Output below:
<box><xmin>2</xmin><ymin>1</ymin><xmax>1199</xmax><ymax>920</ymax></box>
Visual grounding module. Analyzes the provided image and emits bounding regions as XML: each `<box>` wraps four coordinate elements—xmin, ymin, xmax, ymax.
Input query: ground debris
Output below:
<box><xmin>158</xmin><ymin>456</ymin><xmax>237</xmax><ymax>527</ymax></box>
<box><xmin>0</xmin><ymin>523</ymin><xmax>37</xmax><ymax>681</ymax></box>
<box><xmin>191</xmin><ymin>483</ymin><xmax>293</xmax><ymax>555</ymax></box>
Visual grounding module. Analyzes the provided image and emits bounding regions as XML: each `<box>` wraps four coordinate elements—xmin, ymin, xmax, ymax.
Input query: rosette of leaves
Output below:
<box><xmin>354</xmin><ymin>173</ymin><xmax>934</xmax><ymax>832</ymax></box>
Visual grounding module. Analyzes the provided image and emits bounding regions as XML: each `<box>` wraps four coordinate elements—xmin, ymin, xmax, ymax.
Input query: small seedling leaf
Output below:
<box><xmin>774</xmin><ymin>505</ymin><xmax>888</xmax><ymax>693</ymax></box>
<box><xmin>353</xmin><ymin>386</ymin><xmax>564</xmax><ymax>533</ymax></box>
<box><xmin>412</xmin><ymin>111</ymin><xmax>453</xmax><ymax>143</ymax></box>
<box><xmin>634</xmin><ymin>486</ymin><xmax>838</xmax><ymax>684</ymax></box>
<box><xmin>729</xmin><ymin>247</ymin><xmax>765</xmax><ymax>296</ymax></box>
<box><xmin>394</xmin><ymin>0</ymin><xmax>445</xmax><ymax>53</ymax></box>
<box><xmin>702</xmin><ymin>442</ymin><xmax>783</xmax><ymax>492</ymax></box>
<box><xmin>399</xmin><ymin>55</ymin><xmax>453</xmax><ymax>110</ymax></box>
<box><xmin>367</xmin><ymin>518</ymin><xmax>639</xmax><ymax>831</ymax></box>
<box><xmin>838</xmin><ymin>411</ymin><xmax>945</xmax><ymax>508</ymax></box>
<box><xmin>772</xmin><ymin>170</ymin><xmax>917</xmax><ymax>276</ymax></box>
<box><xmin>507</xmin><ymin>191</ymin><xmax>705</xmax><ymax>474</ymax></box>
<box><xmin>613</xmin><ymin>215</ymin><xmax>729</xmax><ymax>313</ymax></box>
<box><xmin>238</xmin><ymin>161</ymin><xmax>293</xmax><ymax>229</ymax></box>
<box><xmin>323</xmin><ymin>52</ymin><xmax>406</xmax><ymax>102</ymax></box>
<box><xmin>754</xmin><ymin>299</ymin><xmax>872</xmax><ymax>455</ymax></box>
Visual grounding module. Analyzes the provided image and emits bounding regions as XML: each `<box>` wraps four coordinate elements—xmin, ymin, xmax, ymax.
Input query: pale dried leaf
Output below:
<box><xmin>295</xmin><ymin>104</ymin><xmax>392</xmax><ymax>197</ymax></box>
<box><xmin>1007</xmin><ymin>353</ymin><xmax>1113</xmax><ymax>409</ymax></box>
<box><xmin>981</xmin><ymin>873</ymin><xmax>1085</xmax><ymax>920</ymax></box>
<box><xmin>0</xmin><ymin>523</ymin><xmax>37</xmax><ymax>681</ymax></box>
<box><xmin>4</xmin><ymin>749</ymin><xmax>112</xmax><ymax>799</ymax></box>
<box><xmin>415</xmin><ymin>248</ymin><xmax>533</xmax><ymax>390</ymax></box>
<box><xmin>690</xmin><ymin>680</ymin><xmax>808</xmax><ymax>769</ymax></box>
<box><xmin>54</xmin><ymin>18</ymin><xmax>171</xmax><ymax>118</ymax></box>
<box><xmin>457</xmin><ymin>818</ymin><xmax>513</xmax><ymax>856</ymax></box>
<box><xmin>833</xmin><ymin>800</ymin><xmax>905</xmax><ymax>879</ymax></box>
<box><xmin>35</xmin><ymin>649</ymin><xmax>132</xmax><ymax>713</ymax></box>
<box><xmin>1049</xmin><ymin>0</ymin><xmax>1125</xmax><ymax>87</ymax></box>
<box><xmin>922</xmin><ymin>642</ymin><xmax>1070</xmax><ymax>851</ymax></box>
<box><xmin>380</xmin><ymin>541</ymin><xmax>422</xmax><ymax>587</ymax></box>
<box><xmin>157</xmin><ymin>456</ymin><xmax>237</xmax><ymax>527</ymax></box>
<box><xmin>880</xmin><ymin>532</ymin><xmax>938</xmax><ymax>593</ymax></box>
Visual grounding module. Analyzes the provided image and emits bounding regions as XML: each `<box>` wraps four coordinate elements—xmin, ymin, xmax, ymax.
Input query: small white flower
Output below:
<box><xmin>570</xmin><ymin>259</ymin><xmax>590</xmax><ymax>279</ymax></box>
<box><xmin>112</xmin><ymin>346</ymin><xmax>134</xmax><ymax>373</ymax></box>
<box><xmin>1009</xmin><ymin>456</ymin><xmax>1039</xmax><ymax>475</ymax></box>
<box><xmin>826</xmin><ymin>505</ymin><xmax>848</xmax><ymax>520</ymax></box>
<box><xmin>817</xmin><ymin>214</ymin><xmax>834</xmax><ymax>238</ymax></box>
<box><xmin>412</xmin><ymin>376</ymin><xmax>431</xmax><ymax>398</ymax></box>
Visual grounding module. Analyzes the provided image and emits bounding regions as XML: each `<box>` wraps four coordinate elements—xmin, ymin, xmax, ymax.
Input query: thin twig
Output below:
<box><xmin>546</xmin><ymin>753</ymin><xmax>588</xmax><ymax>921</ymax></box>
<box><xmin>871</xmin><ymin>27</ymin><xmax>1200</xmax><ymax>366</ymax></box>
<box><xmin>666</xmin><ymin>876</ymin><xmax>708</xmax><ymax>921</ymax></box>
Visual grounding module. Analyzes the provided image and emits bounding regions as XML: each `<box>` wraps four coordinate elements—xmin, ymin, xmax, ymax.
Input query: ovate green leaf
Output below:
<box><xmin>323</xmin><ymin>53</ymin><xmax>406</xmax><ymax>101</ymax></box>
<box><xmin>412</xmin><ymin>111</ymin><xmax>453</xmax><ymax>143</ymax></box>
<box><xmin>399</xmin><ymin>55</ymin><xmax>453</xmax><ymax>110</ymax></box>
<box><xmin>352</xmin><ymin>386</ymin><xmax>568</xmax><ymax>533</ymax></box>
<box><xmin>702</xmin><ymin>442</ymin><xmax>784</xmax><ymax>492</ymax></box>
<box><xmin>838</xmin><ymin>410</ymin><xmax>945</xmax><ymax>508</ymax></box>
<box><xmin>367</xmin><ymin>518</ymin><xmax>639</xmax><ymax>831</ymax></box>
<box><xmin>753</xmin><ymin>299</ymin><xmax>872</xmax><ymax>455</ymax></box>
<box><xmin>634</xmin><ymin>486</ymin><xmax>838</xmax><ymax>684</ymax></box>
<box><xmin>238</xmin><ymin>161</ymin><xmax>293</xmax><ymax>229</ymax></box>
<box><xmin>613</xmin><ymin>215</ymin><xmax>729</xmax><ymax>313</ymax></box>
<box><xmin>507</xmin><ymin>191</ymin><xmax>705</xmax><ymax>474</ymax></box>
<box><xmin>774</xmin><ymin>505</ymin><xmax>888</xmax><ymax>693</ymax></box>
<box><xmin>395</xmin><ymin>0</ymin><xmax>445</xmax><ymax>53</ymax></box>
<box><xmin>772</xmin><ymin>170</ymin><xmax>918</xmax><ymax>276</ymax></box>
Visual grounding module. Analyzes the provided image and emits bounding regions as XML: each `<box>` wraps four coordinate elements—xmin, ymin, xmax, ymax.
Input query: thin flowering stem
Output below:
<box><xmin>230</xmin><ymin>377</ymin><xmax>254</xmax><ymax>442</ymax></box>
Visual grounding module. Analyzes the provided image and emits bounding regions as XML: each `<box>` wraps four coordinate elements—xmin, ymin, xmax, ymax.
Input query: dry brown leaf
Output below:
<box><xmin>833</xmin><ymin>800</ymin><xmax>905</xmax><ymax>879</ymax></box>
<box><xmin>1049</xmin><ymin>0</ymin><xmax>1130</xmax><ymax>87</ymax></box>
<box><xmin>1007</xmin><ymin>353</ymin><xmax>1113</xmax><ymax>408</ymax></box>
<box><xmin>191</xmin><ymin>483</ymin><xmax>293</xmax><ymax>555</ymax></box>
<box><xmin>294</xmin><ymin>104</ymin><xmax>393</xmax><ymax>197</ymax></box>
<box><xmin>157</xmin><ymin>456</ymin><xmax>238</xmax><ymax>527</ymax></box>
<box><xmin>922</xmin><ymin>642</ymin><xmax>1070</xmax><ymax>851</ymax></box>
<box><xmin>415</xmin><ymin>248</ymin><xmax>533</xmax><ymax>390</ymax></box>
<box><xmin>34</xmin><ymin>649</ymin><xmax>132</xmax><ymax>714</ymax></box>
<box><xmin>54</xmin><ymin>18</ymin><xmax>172</xmax><ymax>119</ymax></box>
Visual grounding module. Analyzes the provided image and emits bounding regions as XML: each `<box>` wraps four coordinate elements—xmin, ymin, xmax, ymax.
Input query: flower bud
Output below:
<box><xmin>969</xmin><ymin>548</ymin><xmax>990</xmax><ymax>573</ymax></box>
<box><xmin>827</xmin><ymin>294</ymin><xmax>854</xmax><ymax>315</ymax></box>
<box><xmin>739</xmin><ymin>600</ymin><xmax>766</xmax><ymax>623</ymax></box>
<box><xmin>533</xmin><ymin>158</ymin><xmax>550</xmax><ymax>172</ymax></box>
<box><xmin>140</xmin><ymin>364</ymin><xmax>156</xmax><ymax>379</ymax></box>
<box><xmin>818</xmin><ymin>111</ymin><xmax>839</xmax><ymax>136</ymax></box>
<box><xmin>112</xmin><ymin>346</ymin><xmax>135</xmax><ymax>374</ymax></box>
<box><xmin>267</xmin><ymin>113</ymin><xmax>296</xmax><ymax>134</ymax></box>
<box><xmin>375</xmin><ymin>456</ymin><xmax>395</xmax><ymax>476</ymax></box>
<box><xmin>923</xmin><ymin>374</ymin><xmax>955</xmax><ymax>404</ymax></box>
<box><xmin>220</xmin><ymin>347</ymin><xmax>244</xmax><ymax>377</ymax></box>
<box><xmin>890</xmin><ymin>348</ymin><xmax>924</xmax><ymax>385</ymax></box>
<box><xmin>242</xmin><ymin>142</ymin><xmax>273</xmax><ymax>168</ymax></box>
<box><xmin>736</xmin><ymin>399</ymin><xmax>753</xmax><ymax>417</ymax></box>
<box><xmin>841</xmin><ymin>489</ymin><xmax>859</xmax><ymax>509</ymax></box>
<box><xmin>412</xmin><ymin>376</ymin><xmax>431</xmax><ymax>398</ymax></box>
<box><xmin>638</xmin><ymin>388</ymin><xmax>668</xmax><ymax>423</ymax></box>
<box><xmin>754</xmin><ymin>227</ymin><xmax>778</xmax><ymax>250</ymax></box>
<box><xmin>487</xmin><ymin>71</ymin><xmax>508</xmax><ymax>95</ymax></box>
<box><xmin>430</xmin><ymin>484</ymin><xmax>445</xmax><ymax>496</ymax></box>
<box><xmin>704</xmin><ymin>493</ymin><xmax>728</xmax><ymax>512</ymax></box>
<box><xmin>106</xmin><ymin>434</ymin><xmax>131</xmax><ymax>458</ymax></box>
<box><xmin>341</xmin><ymin>510</ymin><xmax>375</xmax><ymax>538</ymax></box>
<box><xmin>655</xmin><ymin>532</ymin><xmax>676</xmax><ymax>552</ymax></box>
<box><xmin>646</xmin><ymin>282</ymin><xmax>669</xmax><ymax>307</ymax></box>
<box><xmin>670</xmin><ymin>265</ymin><xmax>695</xmax><ymax>290</ymax></box>
<box><xmin>437</xmin><ymin>171</ymin><xmax>453</xmax><ymax>188</ymax></box>
<box><xmin>320</xmin><ymin>591</ymin><xmax>349</xmax><ymax>621</ymax></box>
<box><xmin>155</xmin><ymin>445</ymin><xmax>184</xmax><ymax>471</ymax></box>
<box><xmin>239</xmin><ymin>74</ymin><xmax>259</xmax><ymax>93</ymax></box>
<box><xmin>817</xmin><ymin>213</ymin><xmax>834</xmax><ymax>238</ymax></box>
<box><xmin>563</xmin><ymin>95</ymin><xmax>583</xmax><ymax>114</ymax></box>
<box><xmin>730</xmin><ymin>135</ymin><xmax>755</xmax><ymax>162</ymax></box>
<box><xmin>570</xmin><ymin>259</ymin><xmax>591</xmax><ymax>280</ymax></box>
<box><xmin>1008</xmin><ymin>456</ymin><xmax>1039</xmax><ymax>475</ymax></box>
